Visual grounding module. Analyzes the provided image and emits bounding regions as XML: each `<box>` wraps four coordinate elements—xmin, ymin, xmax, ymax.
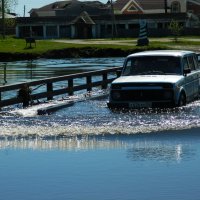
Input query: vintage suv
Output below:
<box><xmin>107</xmin><ymin>50</ymin><xmax>200</xmax><ymax>109</ymax></box>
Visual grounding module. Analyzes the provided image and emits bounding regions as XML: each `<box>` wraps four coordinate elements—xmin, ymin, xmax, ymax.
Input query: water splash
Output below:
<box><xmin>1</xmin><ymin>96</ymin><xmax>200</xmax><ymax>137</ymax></box>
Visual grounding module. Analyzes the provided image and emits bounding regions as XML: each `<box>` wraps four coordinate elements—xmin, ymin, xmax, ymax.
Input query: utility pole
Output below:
<box><xmin>2</xmin><ymin>0</ymin><xmax>5</xmax><ymax>39</ymax></box>
<box><xmin>109</xmin><ymin>0</ymin><xmax>117</xmax><ymax>39</ymax></box>
<box><xmin>23</xmin><ymin>5</ymin><xmax>25</xmax><ymax>17</ymax></box>
<box><xmin>164</xmin><ymin>0</ymin><xmax>168</xmax><ymax>14</ymax></box>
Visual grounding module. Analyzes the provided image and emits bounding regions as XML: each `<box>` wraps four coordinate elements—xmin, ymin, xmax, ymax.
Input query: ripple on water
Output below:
<box><xmin>1</xmin><ymin>99</ymin><xmax>200</xmax><ymax>137</ymax></box>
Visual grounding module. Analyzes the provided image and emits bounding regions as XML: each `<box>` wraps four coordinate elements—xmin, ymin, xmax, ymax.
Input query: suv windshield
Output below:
<box><xmin>122</xmin><ymin>56</ymin><xmax>181</xmax><ymax>76</ymax></box>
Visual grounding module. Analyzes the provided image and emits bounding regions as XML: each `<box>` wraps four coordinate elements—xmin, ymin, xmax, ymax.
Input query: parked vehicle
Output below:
<box><xmin>107</xmin><ymin>50</ymin><xmax>200</xmax><ymax>109</ymax></box>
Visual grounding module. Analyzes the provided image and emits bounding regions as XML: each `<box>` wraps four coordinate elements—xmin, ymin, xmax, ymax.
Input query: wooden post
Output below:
<box><xmin>47</xmin><ymin>82</ymin><xmax>53</xmax><ymax>100</ymax></box>
<box><xmin>86</xmin><ymin>76</ymin><xmax>92</xmax><ymax>92</ymax></box>
<box><xmin>4</xmin><ymin>63</ymin><xmax>7</xmax><ymax>84</ymax></box>
<box><xmin>0</xmin><ymin>91</ymin><xmax>1</xmax><ymax>110</ymax></box>
<box><xmin>102</xmin><ymin>73</ymin><xmax>108</xmax><ymax>89</ymax></box>
<box><xmin>68</xmin><ymin>79</ymin><xmax>74</xmax><ymax>96</ymax></box>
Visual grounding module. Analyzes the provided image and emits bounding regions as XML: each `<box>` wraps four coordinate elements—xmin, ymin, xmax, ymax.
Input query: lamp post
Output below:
<box><xmin>2</xmin><ymin>0</ymin><xmax>5</xmax><ymax>38</ymax></box>
<box><xmin>108</xmin><ymin>0</ymin><xmax>117</xmax><ymax>39</ymax></box>
<box><xmin>164</xmin><ymin>0</ymin><xmax>168</xmax><ymax>13</ymax></box>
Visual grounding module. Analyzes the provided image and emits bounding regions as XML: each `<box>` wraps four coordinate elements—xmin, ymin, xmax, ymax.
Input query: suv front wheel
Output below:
<box><xmin>178</xmin><ymin>93</ymin><xmax>186</xmax><ymax>107</ymax></box>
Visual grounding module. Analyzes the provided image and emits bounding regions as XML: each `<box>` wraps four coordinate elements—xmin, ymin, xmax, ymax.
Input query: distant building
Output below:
<box><xmin>15</xmin><ymin>0</ymin><xmax>200</xmax><ymax>39</ymax></box>
<box><xmin>114</xmin><ymin>0</ymin><xmax>186</xmax><ymax>14</ymax></box>
<box><xmin>0</xmin><ymin>12</ymin><xmax>16</xmax><ymax>35</ymax></box>
<box><xmin>0</xmin><ymin>12</ymin><xmax>16</xmax><ymax>18</ymax></box>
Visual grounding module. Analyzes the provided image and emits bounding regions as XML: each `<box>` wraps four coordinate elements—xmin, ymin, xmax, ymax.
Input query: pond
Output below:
<box><xmin>1</xmin><ymin>58</ymin><xmax>200</xmax><ymax>200</ymax></box>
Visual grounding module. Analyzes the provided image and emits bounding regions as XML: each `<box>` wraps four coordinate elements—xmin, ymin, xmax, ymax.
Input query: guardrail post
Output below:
<box><xmin>86</xmin><ymin>76</ymin><xmax>92</xmax><ymax>92</ymax></box>
<box><xmin>0</xmin><ymin>91</ymin><xmax>1</xmax><ymax>110</ymax></box>
<box><xmin>102</xmin><ymin>73</ymin><xmax>108</xmax><ymax>89</ymax></box>
<box><xmin>47</xmin><ymin>82</ymin><xmax>53</xmax><ymax>100</ymax></box>
<box><xmin>68</xmin><ymin>79</ymin><xmax>74</xmax><ymax>96</ymax></box>
<box><xmin>4</xmin><ymin>63</ymin><xmax>7</xmax><ymax>84</ymax></box>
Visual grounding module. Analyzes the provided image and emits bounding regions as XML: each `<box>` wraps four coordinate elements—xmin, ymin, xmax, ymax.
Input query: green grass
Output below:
<box><xmin>0</xmin><ymin>38</ymin><xmax>73</xmax><ymax>53</ymax></box>
<box><xmin>0</xmin><ymin>36</ymin><xmax>200</xmax><ymax>54</ymax></box>
<box><xmin>0</xmin><ymin>37</ymin><xmax>166</xmax><ymax>54</ymax></box>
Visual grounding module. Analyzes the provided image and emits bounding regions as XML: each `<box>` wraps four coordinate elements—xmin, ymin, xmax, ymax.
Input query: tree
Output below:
<box><xmin>0</xmin><ymin>0</ymin><xmax>17</xmax><ymax>38</ymax></box>
<box><xmin>168</xmin><ymin>20</ymin><xmax>183</xmax><ymax>42</ymax></box>
<box><xmin>0</xmin><ymin>0</ymin><xmax>17</xmax><ymax>12</ymax></box>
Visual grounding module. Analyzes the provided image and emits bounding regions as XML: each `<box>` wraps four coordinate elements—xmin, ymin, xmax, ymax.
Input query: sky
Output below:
<box><xmin>14</xmin><ymin>0</ymin><xmax>107</xmax><ymax>17</ymax></box>
<box><xmin>14</xmin><ymin>0</ymin><xmax>61</xmax><ymax>16</ymax></box>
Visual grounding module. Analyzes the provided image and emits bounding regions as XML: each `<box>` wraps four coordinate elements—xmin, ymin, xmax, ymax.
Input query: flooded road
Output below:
<box><xmin>1</xmin><ymin>58</ymin><xmax>200</xmax><ymax>200</ymax></box>
<box><xmin>1</xmin><ymin>56</ymin><xmax>200</xmax><ymax>137</ymax></box>
<box><xmin>1</xmin><ymin>96</ymin><xmax>200</xmax><ymax>137</ymax></box>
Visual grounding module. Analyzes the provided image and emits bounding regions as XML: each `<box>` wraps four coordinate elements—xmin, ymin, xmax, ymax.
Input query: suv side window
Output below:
<box><xmin>123</xmin><ymin>59</ymin><xmax>132</xmax><ymax>75</ymax></box>
<box><xmin>183</xmin><ymin>57</ymin><xmax>189</xmax><ymax>70</ymax></box>
<box><xmin>188</xmin><ymin>55</ymin><xmax>195</xmax><ymax>70</ymax></box>
<box><xmin>193</xmin><ymin>55</ymin><xmax>199</xmax><ymax>69</ymax></box>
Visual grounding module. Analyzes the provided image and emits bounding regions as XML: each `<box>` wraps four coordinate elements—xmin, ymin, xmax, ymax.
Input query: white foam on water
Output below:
<box><xmin>7</xmin><ymin>90</ymin><xmax>107</xmax><ymax>117</ymax></box>
<box><xmin>0</xmin><ymin>121</ymin><xmax>199</xmax><ymax>138</ymax></box>
<box><xmin>1</xmin><ymin>97</ymin><xmax>200</xmax><ymax>137</ymax></box>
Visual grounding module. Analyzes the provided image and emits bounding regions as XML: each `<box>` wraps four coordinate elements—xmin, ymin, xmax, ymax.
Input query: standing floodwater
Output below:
<box><xmin>1</xmin><ymin>97</ymin><xmax>200</xmax><ymax>136</ymax></box>
<box><xmin>1</xmin><ymin>58</ymin><xmax>200</xmax><ymax>199</ymax></box>
<box><xmin>0</xmin><ymin>131</ymin><xmax>200</xmax><ymax>200</ymax></box>
<box><xmin>0</xmin><ymin>58</ymin><xmax>123</xmax><ymax>85</ymax></box>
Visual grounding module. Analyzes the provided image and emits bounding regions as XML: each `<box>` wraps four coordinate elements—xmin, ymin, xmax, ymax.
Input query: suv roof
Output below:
<box><xmin>128</xmin><ymin>50</ymin><xmax>194</xmax><ymax>58</ymax></box>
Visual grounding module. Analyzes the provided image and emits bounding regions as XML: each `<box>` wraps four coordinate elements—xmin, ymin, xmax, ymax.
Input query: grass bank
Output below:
<box><xmin>0</xmin><ymin>37</ymin><xmax>200</xmax><ymax>61</ymax></box>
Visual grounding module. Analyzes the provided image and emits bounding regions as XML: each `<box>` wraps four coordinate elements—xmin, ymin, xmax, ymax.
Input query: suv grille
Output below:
<box><xmin>111</xmin><ymin>83</ymin><xmax>173</xmax><ymax>89</ymax></box>
<box><xmin>111</xmin><ymin>89</ymin><xmax>173</xmax><ymax>101</ymax></box>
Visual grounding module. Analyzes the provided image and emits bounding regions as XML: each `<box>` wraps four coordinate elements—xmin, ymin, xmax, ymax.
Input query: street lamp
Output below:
<box><xmin>164</xmin><ymin>0</ymin><xmax>168</xmax><ymax>13</ymax></box>
<box><xmin>2</xmin><ymin>0</ymin><xmax>5</xmax><ymax>38</ymax></box>
<box><xmin>164</xmin><ymin>0</ymin><xmax>171</xmax><ymax>13</ymax></box>
<box><xmin>107</xmin><ymin>0</ymin><xmax>117</xmax><ymax>39</ymax></box>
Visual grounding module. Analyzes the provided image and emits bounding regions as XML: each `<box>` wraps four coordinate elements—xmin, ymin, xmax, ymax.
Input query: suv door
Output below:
<box><xmin>192</xmin><ymin>54</ymin><xmax>200</xmax><ymax>97</ymax></box>
<box><xmin>185</xmin><ymin>54</ymin><xmax>199</xmax><ymax>100</ymax></box>
<box><xmin>183</xmin><ymin>56</ymin><xmax>194</xmax><ymax>101</ymax></box>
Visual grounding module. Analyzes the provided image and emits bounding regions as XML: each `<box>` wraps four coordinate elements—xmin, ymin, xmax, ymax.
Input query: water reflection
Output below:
<box><xmin>0</xmin><ymin>136</ymin><xmax>131</xmax><ymax>150</ymax></box>
<box><xmin>26</xmin><ymin>60</ymin><xmax>37</xmax><ymax>80</ymax></box>
<box><xmin>0</xmin><ymin>58</ymin><xmax>123</xmax><ymax>85</ymax></box>
<box><xmin>127</xmin><ymin>144</ymin><xmax>195</xmax><ymax>162</ymax></box>
<box><xmin>0</xmin><ymin>133</ymin><xmax>198</xmax><ymax>162</ymax></box>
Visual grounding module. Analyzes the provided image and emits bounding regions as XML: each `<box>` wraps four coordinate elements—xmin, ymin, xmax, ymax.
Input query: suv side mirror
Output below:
<box><xmin>198</xmin><ymin>55</ymin><xmax>200</xmax><ymax>64</ymax></box>
<box><xmin>183</xmin><ymin>68</ymin><xmax>191</xmax><ymax>76</ymax></box>
<box><xmin>117</xmin><ymin>69</ymin><xmax>122</xmax><ymax>77</ymax></box>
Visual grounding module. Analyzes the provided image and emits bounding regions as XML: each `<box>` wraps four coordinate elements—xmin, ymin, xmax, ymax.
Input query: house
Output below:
<box><xmin>114</xmin><ymin>0</ymin><xmax>187</xmax><ymax>14</ymax></box>
<box><xmin>114</xmin><ymin>0</ymin><xmax>200</xmax><ymax>28</ymax></box>
<box><xmin>15</xmin><ymin>0</ymin><xmax>200</xmax><ymax>39</ymax></box>
<box><xmin>16</xmin><ymin>0</ymin><xmax>111</xmax><ymax>39</ymax></box>
<box><xmin>0</xmin><ymin>12</ymin><xmax>16</xmax><ymax>18</ymax></box>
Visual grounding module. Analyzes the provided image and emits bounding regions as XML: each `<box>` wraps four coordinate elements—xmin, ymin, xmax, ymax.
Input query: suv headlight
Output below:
<box><xmin>163</xmin><ymin>91</ymin><xmax>173</xmax><ymax>100</ymax></box>
<box><xmin>112</xmin><ymin>91</ymin><xmax>121</xmax><ymax>100</ymax></box>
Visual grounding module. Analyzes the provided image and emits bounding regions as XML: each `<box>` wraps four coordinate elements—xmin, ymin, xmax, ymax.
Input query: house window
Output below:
<box><xmin>171</xmin><ymin>1</ymin><xmax>181</xmax><ymax>13</ymax></box>
<box><xmin>46</xmin><ymin>26</ymin><xmax>58</xmax><ymax>37</ymax></box>
<box><xmin>32</xmin><ymin>26</ymin><xmax>43</xmax><ymax>37</ymax></box>
<box><xmin>129</xmin><ymin>24</ymin><xmax>139</xmax><ymax>29</ymax></box>
<box><xmin>117</xmin><ymin>24</ymin><xmax>125</xmax><ymax>29</ymax></box>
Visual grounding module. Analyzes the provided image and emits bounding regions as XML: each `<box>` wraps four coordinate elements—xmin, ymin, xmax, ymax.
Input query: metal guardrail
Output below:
<box><xmin>0</xmin><ymin>67</ymin><xmax>122</xmax><ymax>108</ymax></box>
